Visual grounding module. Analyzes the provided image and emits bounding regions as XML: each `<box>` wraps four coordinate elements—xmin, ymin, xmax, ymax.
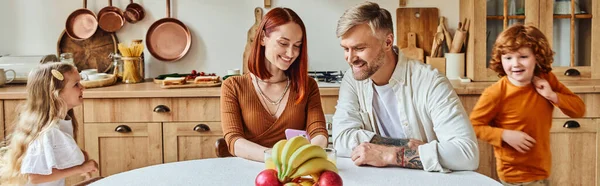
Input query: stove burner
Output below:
<box><xmin>308</xmin><ymin>71</ymin><xmax>344</xmax><ymax>83</ymax></box>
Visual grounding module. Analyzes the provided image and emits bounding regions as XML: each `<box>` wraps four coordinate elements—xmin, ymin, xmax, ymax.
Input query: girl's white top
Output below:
<box><xmin>21</xmin><ymin>119</ymin><xmax>84</xmax><ymax>186</ymax></box>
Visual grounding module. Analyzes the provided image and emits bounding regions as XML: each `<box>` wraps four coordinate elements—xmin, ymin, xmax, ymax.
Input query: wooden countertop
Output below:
<box><xmin>1</xmin><ymin>80</ymin><xmax>599</xmax><ymax>99</ymax></box>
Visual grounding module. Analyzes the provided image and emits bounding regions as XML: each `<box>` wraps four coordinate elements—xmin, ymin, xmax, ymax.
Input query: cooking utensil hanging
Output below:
<box><xmin>98</xmin><ymin>0</ymin><xmax>125</xmax><ymax>32</ymax></box>
<box><xmin>65</xmin><ymin>0</ymin><xmax>98</xmax><ymax>40</ymax></box>
<box><xmin>124</xmin><ymin>0</ymin><xmax>145</xmax><ymax>23</ymax></box>
<box><xmin>146</xmin><ymin>0</ymin><xmax>192</xmax><ymax>62</ymax></box>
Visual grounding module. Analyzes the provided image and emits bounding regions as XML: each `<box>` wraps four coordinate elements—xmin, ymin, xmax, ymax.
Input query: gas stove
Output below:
<box><xmin>308</xmin><ymin>71</ymin><xmax>344</xmax><ymax>83</ymax></box>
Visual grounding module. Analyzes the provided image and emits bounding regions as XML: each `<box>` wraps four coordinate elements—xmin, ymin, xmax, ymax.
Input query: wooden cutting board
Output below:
<box><xmin>400</xmin><ymin>32</ymin><xmax>424</xmax><ymax>62</ymax></box>
<box><xmin>242</xmin><ymin>7</ymin><xmax>263</xmax><ymax>74</ymax></box>
<box><xmin>57</xmin><ymin>29</ymin><xmax>118</xmax><ymax>73</ymax></box>
<box><xmin>160</xmin><ymin>82</ymin><xmax>222</xmax><ymax>89</ymax></box>
<box><xmin>396</xmin><ymin>8</ymin><xmax>439</xmax><ymax>58</ymax></box>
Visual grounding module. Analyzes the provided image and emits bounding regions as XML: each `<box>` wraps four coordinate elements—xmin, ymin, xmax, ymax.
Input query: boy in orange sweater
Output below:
<box><xmin>470</xmin><ymin>24</ymin><xmax>585</xmax><ymax>186</ymax></box>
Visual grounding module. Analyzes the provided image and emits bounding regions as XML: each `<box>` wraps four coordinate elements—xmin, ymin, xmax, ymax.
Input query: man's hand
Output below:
<box><xmin>502</xmin><ymin>130</ymin><xmax>536</xmax><ymax>153</ymax></box>
<box><xmin>350</xmin><ymin>142</ymin><xmax>396</xmax><ymax>167</ymax></box>
<box><xmin>533</xmin><ymin>76</ymin><xmax>558</xmax><ymax>103</ymax></box>
<box><xmin>351</xmin><ymin>136</ymin><xmax>426</xmax><ymax>169</ymax></box>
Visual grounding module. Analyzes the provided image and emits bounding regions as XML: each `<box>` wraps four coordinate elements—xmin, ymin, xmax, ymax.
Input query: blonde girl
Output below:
<box><xmin>0</xmin><ymin>62</ymin><xmax>98</xmax><ymax>186</ymax></box>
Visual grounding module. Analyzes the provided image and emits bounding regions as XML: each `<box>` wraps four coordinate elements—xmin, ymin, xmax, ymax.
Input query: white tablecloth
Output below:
<box><xmin>91</xmin><ymin>157</ymin><xmax>501</xmax><ymax>186</ymax></box>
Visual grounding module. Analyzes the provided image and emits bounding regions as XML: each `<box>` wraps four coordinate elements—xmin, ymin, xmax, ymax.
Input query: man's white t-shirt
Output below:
<box><xmin>373</xmin><ymin>83</ymin><xmax>407</xmax><ymax>139</ymax></box>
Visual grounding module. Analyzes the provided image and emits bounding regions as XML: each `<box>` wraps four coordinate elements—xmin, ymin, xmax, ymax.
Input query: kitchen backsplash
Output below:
<box><xmin>0</xmin><ymin>0</ymin><xmax>459</xmax><ymax>78</ymax></box>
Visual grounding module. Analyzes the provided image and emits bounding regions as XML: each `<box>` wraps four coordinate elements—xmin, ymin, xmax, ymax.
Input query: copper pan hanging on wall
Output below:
<box><xmin>146</xmin><ymin>0</ymin><xmax>191</xmax><ymax>62</ymax></box>
<box><xmin>65</xmin><ymin>0</ymin><xmax>98</xmax><ymax>40</ymax></box>
<box><xmin>98</xmin><ymin>0</ymin><xmax>125</xmax><ymax>32</ymax></box>
<box><xmin>124</xmin><ymin>0</ymin><xmax>145</xmax><ymax>23</ymax></box>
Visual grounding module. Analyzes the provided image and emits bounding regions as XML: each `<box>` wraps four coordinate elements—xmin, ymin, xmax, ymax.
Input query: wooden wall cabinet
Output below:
<box><xmin>83</xmin><ymin>98</ymin><xmax>222</xmax><ymax>177</ymax></box>
<box><xmin>460</xmin><ymin>0</ymin><xmax>600</xmax><ymax>81</ymax></box>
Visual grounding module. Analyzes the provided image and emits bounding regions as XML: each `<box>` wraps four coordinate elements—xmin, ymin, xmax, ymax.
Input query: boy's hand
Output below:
<box><xmin>78</xmin><ymin>160</ymin><xmax>98</xmax><ymax>175</ymax></box>
<box><xmin>502</xmin><ymin>130</ymin><xmax>536</xmax><ymax>153</ymax></box>
<box><xmin>532</xmin><ymin>76</ymin><xmax>558</xmax><ymax>103</ymax></box>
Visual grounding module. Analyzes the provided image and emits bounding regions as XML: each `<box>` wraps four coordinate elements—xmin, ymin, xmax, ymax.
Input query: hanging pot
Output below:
<box><xmin>146</xmin><ymin>0</ymin><xmax>191</xmax><ymax>62</ymax></box>
<box><xmin>124</xmin><ymin>0</ymin><xmax>145</xmax><ymax>23</ymax></box>
<box><xmin>98</xmin><ymin>0</ymin><xmax>125</xmax><ymax>32</ymax></box>
<box><xmin>65</xmin><ymin>0</ymin><xmax>98</xmax><ymax>40</ymax></box>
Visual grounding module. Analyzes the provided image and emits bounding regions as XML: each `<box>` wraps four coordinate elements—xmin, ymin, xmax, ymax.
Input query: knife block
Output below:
<box><xmin>426</xmin><ymin>56</ymin><xmax>446</xmax><ymax>76</ymax></box>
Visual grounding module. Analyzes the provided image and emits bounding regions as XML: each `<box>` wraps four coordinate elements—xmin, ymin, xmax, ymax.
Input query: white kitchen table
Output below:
<box><xmin>90</xmin><ymin>157</ymin><xmax>501</xmax><ymax>186</ymax></box>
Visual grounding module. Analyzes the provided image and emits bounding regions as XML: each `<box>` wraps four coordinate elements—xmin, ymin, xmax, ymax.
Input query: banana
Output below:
<box><xmin>280</xmin><ymin>136</ymin><xmax>310</xmax><ymax>178</ymax></box>
<box><xmin>288</xmin><ymin>157</ymin><xmax>338</xmax><ymax>179</ymax></box>
<box><xmin>299</xmin><ymin>180</ymin><xmax>314</xmax><ymax>186</ymax></box>
<box><xmin>284</xmin><ymin>144</ymin><xmax>327</xmax><ymax>177</ymax></box>
<box><xmin>271</xmin><ymin>139</ymin><xmax>287</xmax><ymax>180</ymax></box>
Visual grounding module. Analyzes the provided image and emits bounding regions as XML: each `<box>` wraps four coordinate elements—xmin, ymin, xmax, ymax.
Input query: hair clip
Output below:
<box><xmin>51</xmin><ymin>69</ymin><xmax>64</xmax><ymax>81</ymax></box>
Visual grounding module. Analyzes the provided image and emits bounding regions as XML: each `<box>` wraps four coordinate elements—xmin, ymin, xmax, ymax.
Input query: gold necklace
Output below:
<box><xmin>256</xmin><ymin>76</ymin><xmax>290</xmax><ymax>105</ymax></box>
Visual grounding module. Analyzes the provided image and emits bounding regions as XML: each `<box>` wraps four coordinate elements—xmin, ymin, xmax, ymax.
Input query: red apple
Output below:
<box><xmin>317</xmin><ymin>171</ymin><xmax>343</xmax><ymax>186</ymax></box>
<box><xmin>255</xmin><ymin>169</ymin><xmax>282</xmax><ymax>186</ymax></box>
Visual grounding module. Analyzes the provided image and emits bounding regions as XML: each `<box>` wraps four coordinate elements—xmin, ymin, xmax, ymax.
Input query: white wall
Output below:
<box><xmin>0</xmin><ymin>0</ymin><xmax>459</xmax><ymax>78</ymax></box>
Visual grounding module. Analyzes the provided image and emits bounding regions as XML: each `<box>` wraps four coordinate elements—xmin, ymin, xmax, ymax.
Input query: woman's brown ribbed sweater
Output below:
<box><xmin>221</xmin><ymin>74</ymin><xmax>328</xmax><ymax>155</ymax></box>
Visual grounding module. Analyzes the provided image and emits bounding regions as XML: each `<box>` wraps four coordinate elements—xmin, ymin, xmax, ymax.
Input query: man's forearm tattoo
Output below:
<box><xmin>371</xmin><ymin>135</ymin><xmax>423</xmax><ymax>169</ymax></box>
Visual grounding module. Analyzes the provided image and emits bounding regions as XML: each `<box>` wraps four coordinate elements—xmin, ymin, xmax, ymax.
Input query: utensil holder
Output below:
<box><xmin>426</xmin><ymin>56</ymin><xmax>446</xmax><ymax>75</ymax></box>
<box><xmin>445</xmin><ymin>53</ymin><xmax>464</xmax><ymax>80</ymax></box>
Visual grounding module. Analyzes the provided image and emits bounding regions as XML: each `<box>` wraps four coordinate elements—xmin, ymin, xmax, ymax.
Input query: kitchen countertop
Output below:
<box><xmin>1</xmin><ymin>80</ymin><xmax>599</xmax><ymax>99</ymax></box>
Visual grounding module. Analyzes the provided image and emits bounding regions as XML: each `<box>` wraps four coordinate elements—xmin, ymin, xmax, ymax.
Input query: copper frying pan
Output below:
<box><xmin>146</xmin><ymin>0</ymin><xmax>191</xmax><ymax>62</ymax></box>
<box><xmin>98</xmin><ymin>0</ymin><xmax>125</xmax><ymax>32</ymax></box>
<box><xmin>124</xmin><ymin>0</ymin><xmax>145</xmax><ymax>23</ymax></box>
<box><xmin>65</xmin><ymin>0</ymin><xmax>98</xmax><ymax>40</ymax></box>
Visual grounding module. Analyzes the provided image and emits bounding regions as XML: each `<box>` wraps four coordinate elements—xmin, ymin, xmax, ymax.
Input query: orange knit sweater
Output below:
<box><xmin>221</xmin><ymin>74</ymin><xmax>328</xmax><ymax>155</ymax></box>
<box><xmin>470</xmin><ymin>72</ymin><xmax>585</xmax><ymax>183</ymax></box>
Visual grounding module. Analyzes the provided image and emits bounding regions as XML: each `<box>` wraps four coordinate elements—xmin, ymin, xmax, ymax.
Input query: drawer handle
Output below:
<box><xmin>153</xmin><ymin>105</ymin><xmax>171</xmax><ymax>113</ymax></box>
<box><xmin>564</xmin><ymin>69</ymin><xmax>581</xmax><ymax>76</ymax></box>
<box><xmin>563</xmin><ymin>120</ymin><xmax>580</xmax><ymax>128</ymax></box>
<box><xmin>193</xmin><ymin>124</ymin><xmax>210</xmax><ymax>132</ymax></box>
<box><xmin>115</xmin><ymin>125</ymin><xmax>132</xmax><ymax>133</ymax></box>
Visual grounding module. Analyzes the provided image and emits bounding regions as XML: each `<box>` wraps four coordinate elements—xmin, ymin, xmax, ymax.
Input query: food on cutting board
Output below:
<box><xmin>162</xmin><ymin>77</ymin><xmax>186</xmax><ymax>86</ymax></box>
<box><xmin>185</xmin><ymin>70</ymin><xmax>217</xmax><ymax>81</ymax></box>
<box><xmin>194</xmin><ymin>76</ymin><xmax>220</xmax><ymax>84</ymax></box>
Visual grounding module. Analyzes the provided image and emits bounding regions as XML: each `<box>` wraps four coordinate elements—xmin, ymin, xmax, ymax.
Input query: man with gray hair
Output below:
<box><xmin>332</xmin><ymin>1</ymin><xmax>479</xmax><ymax>172</ymax></box>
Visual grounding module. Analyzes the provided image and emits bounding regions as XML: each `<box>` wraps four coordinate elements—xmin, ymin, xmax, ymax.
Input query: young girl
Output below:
<box><xmin>470</xmin><ymin>24</ymin><xmax>586</xmax><ymax>186</ymax></box>
<box><xmin>0</xmin><ymin>62</ymin><xmax>98</xmax><ymax>185</ymax></box>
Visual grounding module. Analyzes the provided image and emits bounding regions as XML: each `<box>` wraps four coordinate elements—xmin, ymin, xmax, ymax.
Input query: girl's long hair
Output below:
<box><xmin>0</xmin><ymin>62</ymin><xmax>79</xmax><ymax>185</ymax></box>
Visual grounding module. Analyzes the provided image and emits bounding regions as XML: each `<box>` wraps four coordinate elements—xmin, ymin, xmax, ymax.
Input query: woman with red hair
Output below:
<box><xmin>221</xmin><ymin>7</ymin><xmax>328</xmax><ymax>162</ymax></box>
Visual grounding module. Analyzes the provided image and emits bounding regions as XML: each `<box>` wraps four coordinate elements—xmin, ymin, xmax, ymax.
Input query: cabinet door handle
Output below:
<box><xmin>193</xmin><ymin>124</ymin><xmax>210</xmax><ymax>132</ymax></box>
<box><xmin>115</xmin><ymin>125</ymin><xmax>132</xmax><ymax>133</ymax></box>
<box><xmin>153</xmin><ymin>105</ymin><xmax>171</xmax><ymax>113</ymax></box>
<box><xmin>563</xmin><ymin>120</ymin><xmax>580</xmax><ymax>128</ymax></box>
<box><xmin>564</xmin><ymin>69</ymin><xmax>581</xmax><ymax>76</ymax></box>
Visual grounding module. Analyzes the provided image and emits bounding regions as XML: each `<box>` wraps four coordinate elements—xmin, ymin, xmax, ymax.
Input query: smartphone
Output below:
<box><xmin>285</xmin><ymin>129</ymin><xmax>310</xmax><ymax>140</ymax></box>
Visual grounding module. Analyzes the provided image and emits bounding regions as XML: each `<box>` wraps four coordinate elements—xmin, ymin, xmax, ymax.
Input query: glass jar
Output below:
<box><xmin>121</xmin><ymin>56</ymin><xmax>143</xmax><ymax>83</ymax></box>
<box><xmin>110</xmin><ymin>53</ymin><xmax>123</xmax><ymax>81</ymax></box>
<box><xmin>131</xmin><ymin>39</ymin><xmax>145</xmax><ymax>79</ymax></box>
<box><xmin>59</xmin><ymin>53</ymin><xmax>74</xmax><ymax>66</ymax></box>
